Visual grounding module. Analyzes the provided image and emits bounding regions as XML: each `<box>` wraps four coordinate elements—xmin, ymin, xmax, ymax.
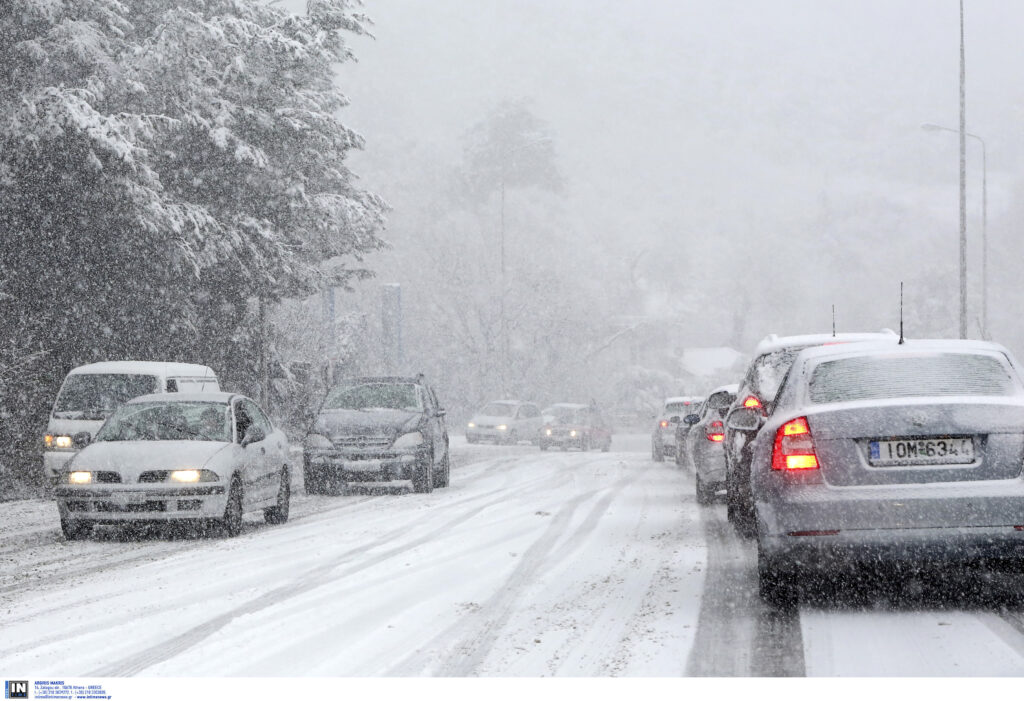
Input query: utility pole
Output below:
<box><xmin>958</xmin><ymin>0</ymin><xmax>967</xmax><ymax>339</ymax></box>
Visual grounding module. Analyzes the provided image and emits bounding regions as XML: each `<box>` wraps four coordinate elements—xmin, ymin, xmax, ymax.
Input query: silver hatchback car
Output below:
<box><xmin>736</xmin><ymin>339</ymin><xmax>1024</xmax><ymax>605</ymax></box>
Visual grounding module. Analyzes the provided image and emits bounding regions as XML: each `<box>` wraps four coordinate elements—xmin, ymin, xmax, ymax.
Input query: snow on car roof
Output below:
<box><xmin>751</xmin><ymin>330</ymin><xmax>899</xmax><ymax>357</ymax></box>
<box><xmin>665</xmin><ymin>396</ymin><xmax>703</xmax><ymax>404</ymax></box>
<box><xmin>68</xmin><ymin>361</ymin><xmax>216</xmax><ymax>376</ymax></box>
<box><xmin>126</xmin><ymin>391</ymin><xmax>237</xmax><ymax>405</ymax></box>
<box><xmin>708</xmin><ymin>383</ymin><xmax>740</xmax><ymax>396</ymax></box>
<box><xmin>792</xmin><ymin>338</ymin><xmax>1014</xmax><ymax>363</ymax></box>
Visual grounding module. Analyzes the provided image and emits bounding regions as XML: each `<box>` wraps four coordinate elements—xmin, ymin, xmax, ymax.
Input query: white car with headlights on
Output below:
<box><xmin>465</xmin><ymin>400</ymin><xmax>544</xmax><ymax>444</ymax></box>
<box><xmin>53</xmin><ymin>392</ymin><xmax>290</xmax><ymax>540</ymax></box>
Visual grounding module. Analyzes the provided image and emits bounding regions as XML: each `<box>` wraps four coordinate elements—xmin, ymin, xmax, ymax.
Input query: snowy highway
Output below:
<box><xmin>4</xmin><ymin>436</ymin><xmax>1024</xmax><ymax>677</ymax></box>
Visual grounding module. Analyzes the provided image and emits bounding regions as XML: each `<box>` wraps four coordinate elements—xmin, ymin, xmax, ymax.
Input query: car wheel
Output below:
<box><xmin>695</xmin><ymin>472</ymin><xmax>715</xmax><ymax>506</ymax></box>
<box><xmin>580</xmin><ymin>435</ymin><xmax>590</xmax><ymax>451</ymax></box>
<box><xmin>264</xmin><ymin>467</ymin><xmax>290</xmax><ymax>525</ymax></box>
<box><xmin>60</xmin><ymin>517</ymin><xmax>92</xmax><ymax>541</ymax></box>
<box><xmin>434</xmin><ymin>450</ymin><xmax>450</xmax><ymax>488</ymax></box>
<box><xmin>652</xmin><ymin>442</ymin><xmax>664</xmax><ymax>462</ymax></box>
<box><xmin>219</xmin><ymin>478</ymin><xmax>244</xmax><ymax>538</ymax></box>
<box><xmin>539</xmin><ymin>440</ymin><xmax>549</xmax><ymax>451</ymax></box>
<box><xmin>413</xmin><ymin>454</ymin><xmax>434</xmax><ymax>493</ymax></box>
<box><xmin>758</xmin><ymin>546</ymin><xmax>797</xmax><ymax>607</ymax></box>
<box><xmin>507</xmin><ymin>430</ymin><xmax>519</xmax><ymax>445</ymax></box>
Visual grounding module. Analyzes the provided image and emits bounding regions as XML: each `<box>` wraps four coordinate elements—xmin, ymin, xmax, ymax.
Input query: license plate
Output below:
<box><xmin>868</xmin><ymin>437</ymin><xmax>975</xmax><ymax>466</ymax></box>
<box><xmin>111</xmin><ymin>491</ymin><xmax>147</xmax><ymax>507</ymax></box>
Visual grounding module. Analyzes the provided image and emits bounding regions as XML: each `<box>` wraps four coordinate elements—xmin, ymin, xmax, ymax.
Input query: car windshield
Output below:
<box><xmin>324</xmin><ymin>383</ymin><xmax>422</xmax><ymax>411</ymax></box>
<box><xmin>550</xmin><ymin>406</ymin><xmax>586</xmax><ymax>423</ymax></box>
<box><xmin>95</xmin><ymin>402</ymin><xmax>231</xmax><ymax>442</ymax></box>
<box><xmin>52</xmin><ymin>373</ymin><xmax>160</xmax><ymax>420</ymax></box>
<box><xmin>808</xmin><ymin>353</ymin><xmax>1021</xmax><ymax>404</ymax></box>
<box><xmin>480</xmin><ymin>402</ymin><xmax>516</xmax><ymax>417</ymax></box>
<box><xmin>750</xmin><ymin>349</ymin><xmax>800</xmax><ymax>402</ymax></box>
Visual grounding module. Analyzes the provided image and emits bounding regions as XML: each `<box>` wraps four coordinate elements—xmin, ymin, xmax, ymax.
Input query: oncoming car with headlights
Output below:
<box><xmin>53</xmin><ymin>392</ymin><xmax>290</xmax><ymax>540</ymax></box>
<box><xmin>303</xmin><ymin>375</ymin><xmax>450</xmax><ymax>494</ymax></box>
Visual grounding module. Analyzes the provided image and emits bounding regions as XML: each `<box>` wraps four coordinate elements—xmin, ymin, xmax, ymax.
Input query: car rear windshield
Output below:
<box><xmin>665</xmin><ymin>402</ymin><xmax>699</xmax><ymax>415</ymax></box>
<box><xmin>808</xmin><ymin>353</ymin><xmax>1020</xmax><ymax>404</ymax></box>
<box><xmin>750</xmin><ymin>349</ymin><xmax>799</xmax><ymax>402</ymax></box>
<box><xmin>324</xmin><ymin>383</ymin><xmax>422</xmax><ymax>411</ymax></box>
<box><xmin>53</xmin><ymin>373</ymin><xmax>160</xmax><ymax>420</ymax></box>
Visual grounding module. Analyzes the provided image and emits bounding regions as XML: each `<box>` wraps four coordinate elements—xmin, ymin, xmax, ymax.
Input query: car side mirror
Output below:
<box><xmin>241</xmin><ymin>426</ymin><xmax>266</xmax><ymax>447</ymax></box>
<box><xmin>669</xmin><ymin>415</ymin><xmax>681</xmax><ymax>424</ymax></box>
<box><xmin>684</xmin><ymin>414</ymin><xmax>700</xmax><ymax>425</ymax></box>
<box><xmin>72</xmin><ymin>432</ymin><xmax>92</xmax><ymax>449</ymax></box>
<box><xmin>727</xmin><ymin>408</ymin><xmax>762</xmax><ymax>432</ymax></box>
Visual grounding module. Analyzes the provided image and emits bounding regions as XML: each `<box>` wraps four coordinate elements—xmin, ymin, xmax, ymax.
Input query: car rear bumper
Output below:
<box><xmin>760</xmin><ymin>525</ymin><xmax>1024</xmax><ymax>565</ymax></box>
<box><xmin>55</xmin><ymin>485</ymin><xmax>228</xmax><ymax>522</ymax></box>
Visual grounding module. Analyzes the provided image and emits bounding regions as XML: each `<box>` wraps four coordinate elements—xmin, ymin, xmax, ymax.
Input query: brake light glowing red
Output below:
<box><xmin>772</xmin><ymin>416</ymin><xmax>819</xmax><ymax>471</ymax></box>
<box><xmin>706</xmin><ymin>420</ymin><xmax>725</xmax><ymax>442</ymax></box>
<box><xmin>743</xmin><ymin>396</ymin><xmax>762</xmax><ymax>409</ymax></box>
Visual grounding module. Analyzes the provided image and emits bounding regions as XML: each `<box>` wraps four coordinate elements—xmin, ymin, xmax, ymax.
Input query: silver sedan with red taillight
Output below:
<box><xmin>677</xmin><ymin>384</ymin><xmax>738</xmax><ymax>504</ymax></box>
<box><xmin>735</xmin><ymin>339</ymin><xmax>1024</xmax><ymax>606</ymax></box>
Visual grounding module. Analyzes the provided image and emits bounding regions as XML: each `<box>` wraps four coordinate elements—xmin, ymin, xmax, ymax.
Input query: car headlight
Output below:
<box><xmin>303</xmin><ymin>433</ymin><xmax>332</xmax><ymax>451</ymax></box>
<box><xmin>467</xmin><ymin>422</ymin><xmax>476</xmax><ymax>429</ymax></box>
<box><xmin>169</xmin><ymin>469</ymin><xmax>219</xmax><ymax>483</ymax></box>
<box><xmin>570</xmin><ymin>430</ymin><xmax>578</xmax><ymax>437</ymax></box>
<box><xmin>497</xmin><ymin>425</ymin><xmax>508</xmax><ymax>431</ymax></box>
<box><xmin>67</xmin><ymin>471</ymin><xmax>92</xmax><ymax>485</ymax></box>
<box><xmin>545</xmin><ymin>428</ymin><xmax>552</xmax><ymax>436</ymax></box>
<box><xmin>45</xmin><ymin>434</ymin><xmax>74</xmax><ymax>450</ymax></box>
<box><xmin>393</xmin><ymin>431</ymin><xmax>425</xmax><ymax>449</ymax></box>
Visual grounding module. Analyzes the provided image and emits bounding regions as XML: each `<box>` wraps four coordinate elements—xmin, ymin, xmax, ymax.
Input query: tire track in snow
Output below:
<box><xmin>685</xmin><ymin>504</ymin><xmax>805</xmax><ymax>676</ymax></box>
<box><xmin>83</xmin><ymin>461</ymin><xmax>573</xmax><ymax>677</ymax></box>
<box><xmin>388</xmin><ymin>459</ymin><xmax>650</xmax><ymax>676</ymax></box>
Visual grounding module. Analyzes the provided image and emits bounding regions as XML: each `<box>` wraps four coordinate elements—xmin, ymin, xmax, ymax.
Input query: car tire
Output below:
<box><xmin>413</xmin><ymin>455</ymin><xmax>434</xmax><ymax>493</ymax></box>
<box><xmin>758</xmin><ymin>546</ymin><xmax>797</xmax><ymax>607</ymax></box>
<box><xmin>219</xmin><ymin>478</ymin><xmax>244</xmax><ymax>538</ymax></box>
<box><xmin>507</xmin><ymin>430</ymin><xmax>519</xmax><ymax>446</ymax></box>
<box><xmin>652</xmin><ymin>442</ymin><xmax>664</xmax><ymax>462</ymax></box>
<box><xmin>539</xmin><ymin>441</ymin><xmax>549</xmax><ymax>451</ymax></box>
<box><xmin>60</xmin><ymin>517</ymin><xmax>92</xmax><ymax>541</ymax></box>
<box><xmin>580</xmin><ymin>435</ymin><xmax>590</xmax><ymax>451</ymax></box>
<box><xmin>434</xmin><ymin>450</ymin><xmax>450</xmax><ymax>488</ymax></box>
<box><xmin>695</xmin><ymin>472</ymin><xmax>715</xmax><ymax>505</ymax></box>
<box><xmin>264</xmin><ymin>467</ymin><xmax>290</xmax><ymax>525</ymax></box>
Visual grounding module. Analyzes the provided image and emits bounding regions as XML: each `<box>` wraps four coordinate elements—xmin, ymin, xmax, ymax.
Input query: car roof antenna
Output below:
<box><xmin>898</xmin><ymin>281</ymin><xmax>905</xmax><ymax>345</ymax></box>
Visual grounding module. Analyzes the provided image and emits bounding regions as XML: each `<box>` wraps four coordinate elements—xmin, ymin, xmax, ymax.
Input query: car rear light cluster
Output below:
<box><xmin>742</xmin><ymin>395</ymin><xmax>762</xmax><ymax>409</ymax></box>
<box><xmin>705</xmin><ymin>420</ymin><xmax>725</xmax><ymax>442</ymax></box>
<box><xmin>771</xmin><ymin>416</ymin><xmax>819</xmax><ymax>471</ymax></box>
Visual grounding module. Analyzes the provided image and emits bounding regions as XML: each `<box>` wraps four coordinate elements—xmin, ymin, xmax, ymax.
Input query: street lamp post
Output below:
<box><xmin>921</xmin><ymin>122</ymin><xmax>987</xmax><ymax>338</ymax></box>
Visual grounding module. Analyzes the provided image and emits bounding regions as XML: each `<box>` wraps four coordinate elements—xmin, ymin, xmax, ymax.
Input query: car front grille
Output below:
<box><xmin>331</xmin><ymin>435</ymin><xmax>392</xmax><ymax>450</ymax></box>
<box><xmin>95</xmin><ymin>471</ymin><xmax>122</xmax><ymax>483</ymax></box>
<box><xmin>139</xmin><ymin>471</ymin><xmax>169</xmax><ymax>483</ymax></box>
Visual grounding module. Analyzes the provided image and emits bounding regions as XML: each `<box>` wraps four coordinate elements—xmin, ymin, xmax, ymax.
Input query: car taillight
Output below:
<box><xmin>660</xmin><ymin>420</ymin><xmax>669</xmax><ymax>428</ymax></box>
<box><xmin>742</xmin><ymin>395</ymin><xmax>762</xmax><ymax>409</ymax></box>
<box><xmin>771</xmin><ymin>416</ymin><xmax>819</xmax><ymax>471</ymax></box>
<box><xmin>706</xmin><ymin>420</ymin><xmax>725</xmax><ymax>442</ymax></box>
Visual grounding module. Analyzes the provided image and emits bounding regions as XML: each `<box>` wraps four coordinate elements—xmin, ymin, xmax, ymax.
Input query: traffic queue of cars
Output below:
<box><xmin>46</xmin><ymin>364</ymin><xmax>454</xmax><ymax>541</ymax></box>
<box><xmin>670</xmin><ymin>329</ymin><xmax>1024</xmax><ymax>607</ymax></box>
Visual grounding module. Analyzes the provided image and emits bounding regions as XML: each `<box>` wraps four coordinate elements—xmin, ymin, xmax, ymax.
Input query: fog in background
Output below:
<box><xmin>280</xmin><ymin>0</ymin><xmax>1024</xmax><ymax>413</ymax></box>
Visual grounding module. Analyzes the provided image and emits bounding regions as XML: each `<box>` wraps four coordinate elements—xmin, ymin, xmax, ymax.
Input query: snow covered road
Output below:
<box><xmin>3</xmin><ymin>436</ymin><xmax>1024</xmax><ymax>676</ymax></box>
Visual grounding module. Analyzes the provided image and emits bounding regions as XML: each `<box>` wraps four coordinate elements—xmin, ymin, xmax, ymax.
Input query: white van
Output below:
<box><xmin>42</xmin><ymin>361</ymin><xmax>220</xmax><ymax>479</ymax></box>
